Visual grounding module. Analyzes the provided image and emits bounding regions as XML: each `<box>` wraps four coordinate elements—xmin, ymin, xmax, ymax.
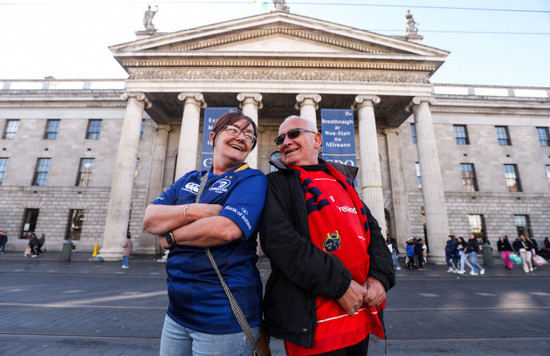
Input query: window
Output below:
<box><xmin>3</xmin><ymin>119</ymin><xmax>20</xmax><ymax>139</ymax></box>
<box><xmin>411</xmin><ymin>123</ymin><xmax>417</xmax><ymax>143</ymax></box>
<box><xmin>415</xmin><ymin>162</ymin><xmax>422</xmax><ymax>189</ymax></box>
<box><xmin>0</xmin><ymin>157</ymin><xmax>8</xmax><ymax>184</ymax></box>
<box><xmin>514</xmin><ymin>215</ymin><xmax>532</xmax><ymax>238</ymax></box>
<box><xmin>536</xmin><ymin>127</ymin><xmax>550</xmax><ymax>147</ymax></box>
<box><xmin>86</xmin><ymin>119</ymin><xmax>102</xmax><ymax>139</ymax></box>
<box><xmin>44</xmin><ymin>119</ymin><xmax>60</xmax><ymax>139</ymax></box>
<box><xmin>546</xmin><ymin>165</ymin><xmax>550</xmax><ymax>186</ymax></box>
<box><xmin>21</xmin><ymin>208</ymin><xmax>39</xmax><ymax>239</ymax></box>
<box><xmin>469</xmin><ymin>214</ymin><xmax>486</xmax><ymax>240</ymax></box>
<box><xmin>495</xmin><ymin>126</ymin><xmax>511</xmax><ymax>146</ymax></box>
<box><xmin>76</xmin><ymin>158</ymin><xmax>94</xmax><ymax>187</ymax></box>
<box><xmin>460</xmin><ymin>163</ymin><xmax>478</xmax><ymax>192</ymax></box>
<box><xmin>66</xmin><ymin>209</ymin><xmax>85</xmax><ymax>240</ymax></box>
<box><xmin>32</xmin><ymin>158</ymin><xmax>51</xmax><ymax>186</ymax></box>
<box><xmin>504</xmin><ymin>164</ymin><xmax>522</xmax><ymax>192</ymax></box>
<box><xmin>140</xmin><ymin>119</ymin><xmax>146</xmax><ymax>140</ymax></box>
<box><xmin>453</xmin><ymin>125</ymin><xmax>469</xmax><ymax>145</ymax></box>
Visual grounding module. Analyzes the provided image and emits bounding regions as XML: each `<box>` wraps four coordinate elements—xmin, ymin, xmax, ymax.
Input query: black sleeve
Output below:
<box><xmin>260</xmin><ymin>172</ymin><xmax>351</xmax><ymax>299</ymax></box>
<box><xmin>364</xmin><ymin>205</ymin><xmax>396</xmax><ymax>292</ymax></box>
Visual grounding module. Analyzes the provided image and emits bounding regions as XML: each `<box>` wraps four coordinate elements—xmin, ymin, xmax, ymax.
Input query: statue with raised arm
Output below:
<box><xmin>143</xmin><ymin>5</ymin><xmax>158</xmax><ymax>32</ymax></box>
<box><xmin>273</xmin><ymin>0</ymin><xmax>289</xmax><ymax>12</ymax></box>
<box><xmin>405</xmin><ymin>9</ymin><xmax>419</xmax><ymax>36</ymax></box>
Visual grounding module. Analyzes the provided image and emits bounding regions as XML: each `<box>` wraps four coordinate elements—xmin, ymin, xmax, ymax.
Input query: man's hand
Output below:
<box><xmin>362</xmin><ymin>276</ymin><xmax>386</xmax><ymax>307</ymax></box>
<box><xmin>337</xmin><ymin>280</ymin><xmax>367</xmax><ymax>317</ymax></box>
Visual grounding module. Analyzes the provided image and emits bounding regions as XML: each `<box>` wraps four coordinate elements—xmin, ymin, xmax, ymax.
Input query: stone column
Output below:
<box><xmin>237</xmin><ymin>93</ymin><xmax>263</xmax><ymax>169</ymax></box>
<box><xmin>137</xmin><ymin>124</ymin><xmax>171</xmax><ymax>254</ymax></box>
<box><xmin>411</xmin><ymin>96</ymin><xmax>449</xmax><ymax>259</ymax></box>
<box><xmin>383</xmin><ymin>128</ymin><xmax>412</xmax><ymax>249</ymax></box>
<box><xmin>295</xmin><ymin>93</ymin><xmax>321</xmax><ymax>130</ymax></box>
<box><xmin>353</xmin><ymin>95</ymin><xmax>386</xmax><ymax>238</ymax></box>
<box><xmin>99</xmin><ymin>92</ymin><xmax>151</xmax><ymax>261</ymax></box>
<box><xmin>175</xmin><ymin>93</ymin><xmax>205</xmax><ymax>180</ymax></box>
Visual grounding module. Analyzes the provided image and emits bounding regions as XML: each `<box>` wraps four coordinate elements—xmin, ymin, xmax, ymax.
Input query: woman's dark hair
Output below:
<box><xmin>211</xmin><ymin>111</ymin><xmax>258</xmax><ymax>150</ymax></box>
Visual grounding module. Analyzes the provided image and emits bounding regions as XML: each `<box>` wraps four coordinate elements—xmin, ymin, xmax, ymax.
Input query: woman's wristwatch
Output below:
<box><xmin>165</xmin><ymin>231</ymin><xmax>175</xmax><ymax>249</ymax></box>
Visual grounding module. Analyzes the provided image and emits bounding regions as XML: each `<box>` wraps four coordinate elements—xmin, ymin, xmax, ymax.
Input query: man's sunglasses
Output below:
<box><xmin>274</xmin><ymin>128</ymin><xmax>317</xmax><ymax>145</ymax></box>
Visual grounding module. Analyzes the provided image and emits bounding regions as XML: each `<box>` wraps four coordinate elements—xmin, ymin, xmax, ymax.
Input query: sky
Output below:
<box><xmin>0</xmin><ymin>0</ymin><xmax>549</xmax><ymax>87</ymax></box>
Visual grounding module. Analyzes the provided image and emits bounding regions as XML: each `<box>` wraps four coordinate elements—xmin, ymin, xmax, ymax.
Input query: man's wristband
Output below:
<box><xmin>165</xmin><ymin>231</ymin><xmax>175</xmax><ymax>249</ymax></box>
<box><xmin>183</xmin><ymin>204</ymin><xmax>190</xmax><ymax>224</ymax></box>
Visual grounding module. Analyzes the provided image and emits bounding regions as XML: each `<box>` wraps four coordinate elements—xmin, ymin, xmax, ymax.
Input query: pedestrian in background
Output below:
<box><xmin>445</xmin><ymin>235</ymin><xmax>458</xmax><ymax>273</ymax></box>
<box><xmin>456</xmin><ymin>236</ymin><xmax>473</xmax><ymax>274</ymax></box>
<box><xmin>497</xmin><ymin>236</ymin><xmax>513</xmax><ymax>270</ymax></box>
<box><xmin>414</xmin><ymin>238</ymin><xmax>424</xmax><ymax>270</ymax></box>
<box><xmin>122</xmin><ymin>232</ymin><xmax>133</xmax><ymax>269</ymax></box>
<box><xmin>406</xmin><ymin>238</ymin><xmax>416</xmax><ymax>269</ymax></box>
<box><xmin>0</xmin><ymin>230</ymin><xmax>7</xmax><ymax>253</ymax></box>
<box><xmin>387</xmin><ymin>234</ymin><xmax>401</xmax><ymax>270</ymax></box>
<box><xmin>29</xmin><ymin>233</ymin><xmax>39</xmax><ymax>257</ymax></box>
<box><xmin>513</xmin><ymin>235</ymin><xmax>534</xmax><ymax>273</ymax></box>
<box><xmin>466</xmin><ymin>234</ymin><xmax>485</xmax><ymax>276</ymax></box>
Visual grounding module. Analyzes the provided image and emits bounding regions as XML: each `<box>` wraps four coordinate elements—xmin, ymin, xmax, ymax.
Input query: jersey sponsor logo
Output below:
<box><xmin>338</xmin><ymin>205</ymin><xmax>357</xmax><ymax>214</ymax></box>
<box><xmin>323</xmin><ymin>231</ymin><xmax>341</xmax><ymax>253</ymax></box>
<box><xmin>209</xmin><ymin>179</ymin><xmax>231</xmax><ymax>194</ymax></box>
<box><xmin>182</xmin><ymin>182</ymin><xmax>200</xmax><ymax>194</ymax></box>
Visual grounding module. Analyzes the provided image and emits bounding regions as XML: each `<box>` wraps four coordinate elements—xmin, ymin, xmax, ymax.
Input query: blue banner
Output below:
<box><xmin>321</xmin><ymin>109</ymin><xmax>356</xmax><ymax>167</ymax></box>
<box><xmin>200</xmin><ymin>107</ymin><xmax>237</xmax><ymax>171</ymax></box>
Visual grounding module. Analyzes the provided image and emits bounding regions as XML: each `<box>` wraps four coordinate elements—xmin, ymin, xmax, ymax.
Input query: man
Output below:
<box><xmin>260</xmin><ymin>116</ymin><xmax>395</xmax><ymax>355</ymax></box>
<box><xmin>0</xmin><ymin>230</ymin><xmax>7</xmax><ymax>253</ymax></box>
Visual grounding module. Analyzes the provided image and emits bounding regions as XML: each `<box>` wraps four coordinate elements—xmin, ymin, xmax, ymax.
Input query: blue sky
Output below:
<box><xmin>0</xmin><ymin>0</ymin><xmax>548</xmax><ymax>87</ymax></box>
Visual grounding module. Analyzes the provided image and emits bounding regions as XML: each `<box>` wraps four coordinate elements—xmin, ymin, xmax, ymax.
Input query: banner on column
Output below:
<box><xmin>201</xmin><ymin>107</ymin><xmax>237</xmax><ymax>171</ymax></box>
<box><xmin>321</xmin><ymin>109</ymin><xmax>356</xmax><ymax>167</ymax></box>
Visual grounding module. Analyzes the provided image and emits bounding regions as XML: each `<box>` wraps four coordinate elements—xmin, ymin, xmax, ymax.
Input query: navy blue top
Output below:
<box><xmin>152</xmin><ymin>164</ymin><xmax>267</xmax><ymax>333</ymax></box>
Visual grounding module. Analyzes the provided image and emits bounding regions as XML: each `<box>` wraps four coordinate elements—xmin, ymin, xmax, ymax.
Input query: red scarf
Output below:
<box><xmin>285</xmin><ymin>163</ymin><xmax>384</xmax><ymax>356</ymax></box>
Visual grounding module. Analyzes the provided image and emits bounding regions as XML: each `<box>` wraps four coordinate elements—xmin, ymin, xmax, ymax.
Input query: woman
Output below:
<box><xmin>497</xmin><ymin>236</ymin><xmax>513</xmax><ymax>270</ymax></box>
<box><xmin>513</xmin><ymin>235</ymin><xmax>534</xmax><ymax>273</ymax></box>
<box><xmin>387</xmin><ymin>234</ymin><xmax>401</xmax><ymax>270</ymax></box>
<box><xmin>466</xmin><ymin>234</ymin><xmax>485</xmax><ymax>276</ymax></box>
<box><xmin>121</xmin><ymin>232</ymin><xmax>133</xmax><ymax>269</ymax></box>
<box><xmin>142</xmin><ymin>111</ymin><xmax>267</xmax><ymax>356</ymax></box>
<box><xmin>456</xmin><ymin>236</ymin><xmax>473</xmax><ymax>274</ymax></box>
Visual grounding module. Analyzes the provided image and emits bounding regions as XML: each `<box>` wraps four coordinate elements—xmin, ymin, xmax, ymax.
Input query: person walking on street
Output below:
<box><xmin>414</xmin><ymin>237</ymin><xmax>424</xmax><ymax>270</ymax></box>
<box><xmin>466</xmin><ymin>234</ymin><xmax>485</xmax><ymax>275</ymax></box>
<box><xmin>456</xmin><ymin>236</ymin><xmax>474</xmax><ymax>274</ymax></box>
<box><xmin>513</xmin><ymin>235</ymin><xmax>534</xmax><ymax>273</ymax></box>
<box><xmin>122</xmin><ymin>232</ymin><xmax>133</xmax><ymax>269</ymax></box>
<box><xmin>445</xmin><ymin>235</ymin><xmax>458</xmax><ymax>272</ymax></box>
<box><xmin>0</xmin><ymin>230</ymin><xmax>7</xmax><ymax>253</ymax></box>
<box><xmin>497</xmin><ymin>235</ymin><xmax>514</xmax><ymax>270</ymax></box>
<box><xmin>260</xmin><ymin>115</ymin><xmax>395</xmax><ymax>355</ymax></box>
<box><xmin>387</xmin><ymin>234</ymin><xmax>401</xmax><ymax>270</ymax></box>
<box><xmin>406</xmin><ymin>239</ymin><xmax>416</xmax><ymax>269</ymax></box>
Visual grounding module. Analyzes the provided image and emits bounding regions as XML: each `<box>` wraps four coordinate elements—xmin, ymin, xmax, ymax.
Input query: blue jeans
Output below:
<box><xmin>392</xmin><ymin>251</ymin><xmax>401</xmax><ymax>268</ymax></box>
<box><xmin>122</xmin><ymin>256</ymin><xmax>129</xmax><ymax>267</ymax></box>
<box><xmin>160</xmin><ymin>314</ymin><xmax>260</xmax><ymax>356</ymax></box>
<box><xmin>468</xmin><ymin>252</ymin><xmax>484</xmax><ymax>273</ymax></box>
<box><xmin>459</xmin><ymin>251</ymin><xmax>473</xmax><ymax>271</ymax></box>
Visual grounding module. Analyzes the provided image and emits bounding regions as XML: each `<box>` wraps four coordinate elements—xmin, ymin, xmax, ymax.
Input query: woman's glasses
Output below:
<box><xmin>274</xmin><ymin>128</ymin><xmax>317</xmax><ymax>145</ymax></box>
<box><xmin>223</xmin><ymin>125</ymin><xmax>256</xmax><ymax>144</ymax></box>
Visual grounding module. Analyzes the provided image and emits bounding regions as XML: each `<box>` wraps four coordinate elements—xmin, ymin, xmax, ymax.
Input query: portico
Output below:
<box><xmin>99</xmin><ymin>10</ymin><xmax>450</xmax><ymax>260</ymax></box>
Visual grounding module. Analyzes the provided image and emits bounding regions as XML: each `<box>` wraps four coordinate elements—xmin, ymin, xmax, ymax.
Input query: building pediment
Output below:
<box><xmin>110</xmin><ymin>11</ymin><xmax>448</xmax><ymax>72</ymax></box>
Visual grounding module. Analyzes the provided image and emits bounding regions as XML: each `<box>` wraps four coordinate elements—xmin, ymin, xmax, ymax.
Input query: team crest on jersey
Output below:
<box><xmin>183</xmin><ymin>182</ymin><xmax>200</xmax><ymax>194</ymax></box>
<box><xmin>209</xmin><ymin>179</ymin><xmax>231</xmax><ymax>194</ymax></box>
<box><xmin>323</xmin><ymin>231</ymin><xmax>341</xmax><ymax>253</ymax></box>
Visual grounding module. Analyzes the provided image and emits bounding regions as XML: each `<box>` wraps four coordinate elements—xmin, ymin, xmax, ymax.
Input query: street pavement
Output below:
<box><xmin>1</xmin><ymin>250</ymin><xmax>549</xmax><ymax>355</ymax></box>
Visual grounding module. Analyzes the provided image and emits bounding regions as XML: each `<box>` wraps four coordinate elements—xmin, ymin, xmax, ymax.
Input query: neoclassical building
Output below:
<box><xmin>1</xmin><ymin>8</ymin><xmax>549</xmax><ymax>260</ymax></box>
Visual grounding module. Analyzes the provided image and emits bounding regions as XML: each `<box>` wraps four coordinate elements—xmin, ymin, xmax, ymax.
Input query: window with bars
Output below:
<box><xmin>66</xmin><ymin>209</ymin><xmax>85</xmax><ymax>240</ymax></box>
<box><xmin>460</xmin><ymin>163</ymin><xmax>478</xmax><ymax>191</ymax></box>
<box><xmin>44</xmin><ymin>119</ymin><xmax>60</xmax><ymax>139</ymax></box>
<box><xmin>504</xmin><ymin>164</ymin><xmax>522</xmax><ymax>192</ymax></box>
<box><xmin>3</xmin><ymin>119</ymin><xmax>20</xmax><ymax>139</ymax></box>
<box><xmin>21</xmin><ymin>209</ymin><xmax>40</xmax><ymax>239</ymax></box>
<box><xmin>411</xmin><ymin>123</ymin><xmax>417</xmax><ymax>143</ymax></box>
<box><xmin>495</xmin><ymin>126</ymin><xmax>511</xmax><ymax>146</ymax></box>
<box><xmin>514</xmin><ymin>215</ymin><xmax>532</xmax><ymax>238</ymax></box>
<box><xmin>468</xmin><ymin>214</ymin><xmax>486</xmax><ymax>240</ymax></box>
<box><xmin>453</xmin><ymin>125</ymin><xmax>470</xmax><ymax>145</ymax></box>
<box><xmin>86</xmin><ymin>119</ymin><xmax>102</xmax><ymax>139</ymax></box>
<box><xmin>536</xmin><ymin>127</ymin><xmax>550</xmax><ymax>147</ymax></box>
<box><xmin>0</xmin><ymin>157</ymin><xmax>8</xmax><ymax>184</ymax></box>
<box><xmin>32</xmin><ymin>158</ymin><xmax>51</xmax><ymax>186</ymax></box>
<box><xmin>76</xmin><ymin>158</ymin><xmax>94</xmax><ymax>187</ymax></box>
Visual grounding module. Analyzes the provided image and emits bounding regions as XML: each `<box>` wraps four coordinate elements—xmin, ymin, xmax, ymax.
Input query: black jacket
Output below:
<box><xmin>497</xmin><ymin>239</ymin><xmax>513</xmax><ymax>252</ymax></box>
<box><xmin>259</xmin><ymin>159</ymin><xmax>395</xmax><ymax>347</ymax></box>
<box><xmin>465</xmin><ymin>238</ymin><xmax>480</xmax><ymax>253</ymax></box>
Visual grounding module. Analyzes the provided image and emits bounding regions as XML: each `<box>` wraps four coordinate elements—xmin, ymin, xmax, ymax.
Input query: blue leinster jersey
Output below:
<box><xmin>152</xmin><ymin>164</ymin><xmax>267</xmax><ymax>333</ymax></box>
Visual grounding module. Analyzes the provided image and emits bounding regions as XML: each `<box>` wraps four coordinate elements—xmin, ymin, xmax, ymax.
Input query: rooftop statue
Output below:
<box><xmin>405</xmin><ymin>9</ymin><xmax>419</xmax><ymax>36</ymax></box>
<box><xmin>273</xmin><ymin>0</ymin><xmax>289</xmax><ymax>12</ymax></box>
<box><xmin>143</xmin><ymin>5</ymin><xmax>158</xmax><ymax>32</ymax></box>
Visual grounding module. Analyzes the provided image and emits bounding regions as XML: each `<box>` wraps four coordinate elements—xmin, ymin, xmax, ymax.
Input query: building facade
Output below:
<box><xmin>1</xmin><ymin>10</ymin><xmax>549</xmax><ymax>260</ymax></box>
